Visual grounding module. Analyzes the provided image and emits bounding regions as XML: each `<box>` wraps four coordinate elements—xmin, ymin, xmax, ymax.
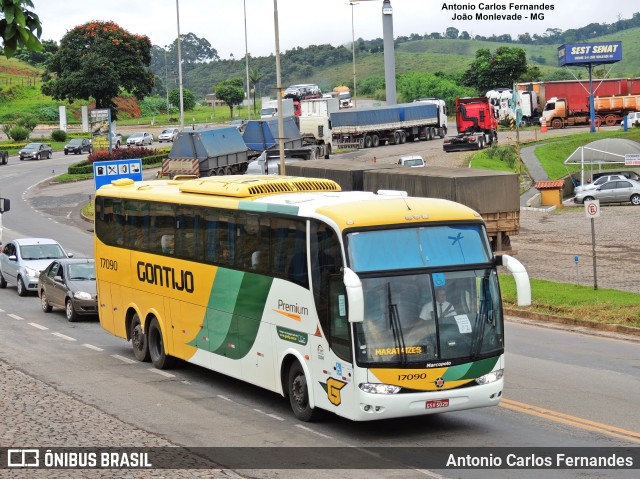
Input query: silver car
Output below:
<box><xmin>38</xmin><ymin>258</ymin><xmax>97</xmax><ymax>322</ymax></box>
<box><xmin>126</xmin><ymin>132</ymin><xmax>153</xmax><ymax>147</ymax></box>
<box><xmin>574</xmin><ymin>174</ymin><xmax>626</xmax><ymax>194</ymax></box>
<box><xmin>0</xmin><ymin>238</ymin><xmax>73</xmax><ymax>296</ymax></box>
<box><xmin>573</xmin><ymin>179</ymin><xmax>640</xmax><ymax>206</ymax></box>
<box><xmin>158</xmin><ymin>128</ymin><xmax>179</xmax><ymax>143</ymax></box>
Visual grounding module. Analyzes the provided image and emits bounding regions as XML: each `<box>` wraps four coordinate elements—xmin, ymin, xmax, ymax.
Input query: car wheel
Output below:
<box><xmin>0</xmin><ymin>272</ymin><xmax>7</xmax><ymax>288</ymax></box>
<box><xmin>583</xmin><ymin>196</ymin><xmax>595</xmax><ymax>203</ymax></box>
<box><xmin>631</xmin><ymin>194</ymin><xmax>640</xmax><ymax>206</ymax></box>
<box><xmin>41</xmin><ymin>291</ymin><xmax>53</xmax><ymax>313</ymax></box>
<box><xmin>48</xmin><ymin>152</ymin><xmax>52</xmax><ymax>159</ymax></box>
<box><xmin>64</xmin><ymin>151</ymin><xmax>68</xmax><ymax>155</ymax></box>
<box><xmin>148</xmin><ymin>317</ymin><xmax>175</xmax><ymax>369</ymax></box>
<box><xmin>288</xmin><ymin>361</ymin><xmax>322</xmax><ymax>422</ymax></box>
<box><xmin>17</xmin><ymin>276</ymin><xmax>28</xmax><ymax>297</ymax></box>
<box><xmin>37</xmin><ymin>153</ymin><xmax>42</xmax><ymax>160</ymax></box>
<box><xmin>130</xmin><ymin>313</ymin><xmax>150</xmax><ymax>362</ymax></box>
<box><xmin>66</xmin><ymin>299</ymin><xmax>78</xmax><ymax>322</ymax></box>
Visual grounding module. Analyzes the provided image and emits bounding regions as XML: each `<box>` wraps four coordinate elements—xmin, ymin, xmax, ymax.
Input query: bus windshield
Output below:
<box><xmin>354</xmin><ymin>269</ymin><xmax>503</xmax><ymax>365</ymax></box>
<box><xmin>346</xmin><ymin>224</ymin><xmax>501</xmax><ymax>365</ymax></box>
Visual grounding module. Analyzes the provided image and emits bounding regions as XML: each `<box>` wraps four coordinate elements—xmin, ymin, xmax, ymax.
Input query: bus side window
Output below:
<box><xmin>287</xmin><ymin>230</ymin><xmax>308</xmax><ymax>287</ymax></box>
<box><xmin>176</xmin><ymin>206</ymin><xmax>204</xmax><ymax>260</ymax></box>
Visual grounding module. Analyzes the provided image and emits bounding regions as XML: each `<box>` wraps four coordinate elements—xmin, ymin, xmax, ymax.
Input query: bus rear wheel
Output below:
<box><xmin>148</xmin><ymin>317</ymin><xmax>175</xmax><ymax>369</ymax></box>
<box><xmin>130</xmin><ymin>313</ymin><xmax>150</xmax><ymax>362</ymax></box>
<box><xmin>288</xmin><ymin>361</ymin><xmax>322</xmax><ymax>422</ymax></box>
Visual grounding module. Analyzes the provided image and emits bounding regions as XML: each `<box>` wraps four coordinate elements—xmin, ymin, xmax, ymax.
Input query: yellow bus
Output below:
<box><xmin>94</xmin><ymin>175</ymin><xmax>530</xmax><ymax>421</ymax></box>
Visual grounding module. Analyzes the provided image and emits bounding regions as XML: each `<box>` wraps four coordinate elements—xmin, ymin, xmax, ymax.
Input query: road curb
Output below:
<box><xmin>504</xmin><ymin>308</ymin><xmax>640</xmax><ymax>337</ymax></box>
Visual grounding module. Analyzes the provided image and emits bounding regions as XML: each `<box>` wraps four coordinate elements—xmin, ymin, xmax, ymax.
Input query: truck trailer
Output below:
<box><xmin>443</xmin><ymin>97</ymin><xmax>498</xmax><ymax>152</ymax></box>
<box><xmin>285</xmin><ymin>159</ymin><xmax>519</xmax><ymax>252</ymax></box>
<box><xmin>542</xmin><ymin>94</ymin><xmax>640</xmax><ymax>128</ymax></box>
<box><xmin>330</xmin><ymin>101</ymin><xmax>447</xmax><ymax>149</ymax></box>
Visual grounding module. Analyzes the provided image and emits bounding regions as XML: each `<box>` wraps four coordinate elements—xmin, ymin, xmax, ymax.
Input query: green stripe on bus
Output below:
<box><xmin>193</xmin><ymin>268</ymin><xmax>273</xmax><ymax>359</ymax></box>
<box><xmin>442</xmin><ymin>356</ymin><xmax>499</xmax><ymax>381</ymax></box>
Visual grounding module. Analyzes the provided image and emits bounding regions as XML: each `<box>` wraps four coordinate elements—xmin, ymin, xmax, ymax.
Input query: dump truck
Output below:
<box><xmin>542</xmin><ymin>94</ymin><xmax>640</xmax><ymax>128</ymax></box>
<box><xmin>517</xmin><ymin>78</ymin><xmax>640</xmax><ymax>128</ymax></box>
<box><xmin>285</xmin><ymin>159</ymin><xmax>519</xmax><ymax>252</ymax></box>
<box><xmin>330</xmin><ymin>101</ymin><xmax>447</xmax><ymax>149</ymax></box>
<box><xmin>443</xmin><ymin>97</ymin><xmax>498</xmax><ymax>152</ymax></box>
<box><xmin>162</xmin><ymin>126</ymin><xmax>251</xmax><ymax>177</ymax></box>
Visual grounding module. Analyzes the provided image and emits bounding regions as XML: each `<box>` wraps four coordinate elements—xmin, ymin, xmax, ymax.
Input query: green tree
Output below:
<box><xmin>169</xmin><ymin>87</ymin><xmax>196</xmax><ymax>111</ymax></box>
<box><xmin>41</xmin><ymin>21</ymin><xmax>153</xmax><ymax>120</ymax></box>
<box><xmin>397</xmin><ymin>72</ymin><xmax>476</xmax><ymax>112</ymax></box>
<box><xmin>462</xmin><ymin>47</ymin><xmax>528</xmax><ymax>94</ymax></box>
<box><xmin>0</xmin><ymin>0</ymin><xmax>42</xmax><ymax>57</ymax></box>
<box><xmin>215</xmin><ymin>77</ymin><xmax>245</xmax><ymax>118</ymax></box>
<box><xmin>249</xmin><ymin>67</ymin><xmax>264</xmax><ymax>116</ymax></box>
<box><xmin>14</xmin><ymin>38</ymin><xmax>57</xmax><ymax>66</ymax></box>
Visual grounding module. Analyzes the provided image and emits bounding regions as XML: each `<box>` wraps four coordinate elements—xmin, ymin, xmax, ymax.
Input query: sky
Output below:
<box><xmin>32</xmin><ymin>0</ymin><xmax>640</xmax><ymax>59</ymax></box>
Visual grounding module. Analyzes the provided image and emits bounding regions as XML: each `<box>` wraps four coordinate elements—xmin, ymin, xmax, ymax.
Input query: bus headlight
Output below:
<box><xmin>359</xmin><ymin>383</ymin><xmax>401</xmax><ymax>394</ymax></box>
<box><xmin>475</xmin><ymin>369</ymin><xmax>504</xmax><ymax>385</ymax></box>
<box><xmin>73</xmin><ymin>291</ymin><xmax>92</xmax><ymax>300</ymax></box>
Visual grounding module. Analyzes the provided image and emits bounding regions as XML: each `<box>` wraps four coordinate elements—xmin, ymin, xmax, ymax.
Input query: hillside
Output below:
<box><xmin>2</xmin><ymin>24</ymin><xmax>640</xmax><ymax>124</ymax></box>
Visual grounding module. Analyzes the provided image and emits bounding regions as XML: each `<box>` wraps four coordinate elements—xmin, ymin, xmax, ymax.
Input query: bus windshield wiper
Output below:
<box><xmin>386</xmin><ymin>284</ymin><xmax>407</xmax><ymax>365</ymax></box>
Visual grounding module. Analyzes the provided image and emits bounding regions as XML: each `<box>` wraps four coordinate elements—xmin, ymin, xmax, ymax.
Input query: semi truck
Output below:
<box><xmin>443</xmin><ymin>97</ymin><xmax>498</xmax><ymax>152</ymax></box>
<box><xmin>286</xmin><ymin>159</ymin><xmax>519</xmax><ymax>252</ymax></box>
<box><xmin>486</xmin><ymin>88</ymin><xmax>540</xmax><ymax>125</ymax></box>
<box><xmin>517</xmin><ymin>78</ymin><xmax>640</xmax><ymax>128</ymax></box>
<box><xmin>298</xmin><ymin>98</ymin><xmax>339</xmax><ymax>159</ymax></box>
<box><xmin>330</xmin><ymin>101</ymin><xmax>447</xmax><ymax>149</ymax></box>
<box><xmin>260</xmin><ymin>98</ymin><xmax>295</xmax><ymax>118</ymax></box>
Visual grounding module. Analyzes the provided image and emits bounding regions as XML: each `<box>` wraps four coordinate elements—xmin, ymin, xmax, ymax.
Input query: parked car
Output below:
<box><xmin>573</xmin><ymin>178</ymin><xmax>640</xmax><ymax>205</ymax></box>
<box><xmin>398</xmin><ymin>155</ymin><xmax>425</xmax><ymax>167</ymax></box>
<box><xmin>19</xmin><ymin>143</ymin><xmax>52</xmax><ymax>161</ymax></box>
<box><xmin>111</xmin><ymin>131</ymin><xmax>122</xmax><ymax>149</ymax></box>
<box><xmin>0</xmin><ymin>238</ymin><xmax>73</xmax><ymax>296</ymax></box>
<box><xmin>38</xmin><ymin>258</ymin><xmax>97</xmax><ymax>321</ymax></box>
<box><xmin>591</xmin><ymin>170</ymin><xmax>640</xmax><ymax>182</ymax></box>
<box><xmin>158</xmin><ymin>128</ymin><xmax>179</xmax><ymax>143</ymax></box>
<box><xmin>574</xmin><ymin>174</ymin><xmax>626</xmax><ymax>194</ymax></box>
<box><xmin>126</xmin><ymin>132</ymin><xmax>153</xmax><ymax>147</ymax></box>
<box><xmin>64</xmin><ymin>138</ymin><xmax>92</xmax><ymax>155</ymax></box>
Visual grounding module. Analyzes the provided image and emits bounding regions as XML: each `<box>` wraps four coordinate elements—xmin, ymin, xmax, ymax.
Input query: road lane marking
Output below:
<box><xmin>8</xmin><ymin>314</ymin><xmax>23</xmax><ymax>320</ymax></box>
<box><xmin>82</xmin><ymin>344</ymin><xmax>104</xmax><ymax>351</ymax></box>
<box><xmin>501</xmin><ymin>398</ymin><xmax>640</xmax><ymax>444</ymax></box>
<box><xmin>295</xmin><ymin>424</ymin><xmax>333</xmax><ymax>439</ymax></box>
<box><xmin>112</xmin><ymin>354</ymin><xmax>136</xmax><ymax>364</ymax></box>
<box><xmin>253</xmin><ymin>409</ymin><xmax>285</xmax><ymax>421</ymax></box>
<box><xmin>148</xmin><ymin>368</ymin><xmax>175</xmax><ymax>378</ymax></box>
<box><xmin>28</xmin><ymin>322</ymin><xmax>49</xmax><ymax>330</ymax></box>
<box><xmin>217</xmin><ymin>395</ymin><xmax>232</xmax><ymax>401</ymax></box>
<box><xmin>51</xmin><ymin>332</ymin><xmax>76</xmax><ymax>341</ymax></box>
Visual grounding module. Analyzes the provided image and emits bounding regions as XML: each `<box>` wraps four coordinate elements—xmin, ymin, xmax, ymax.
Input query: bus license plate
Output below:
<box><xmin>426</xmin><ymin>399</ymin><xmax>449</xmax><ymax>409</ymax></box>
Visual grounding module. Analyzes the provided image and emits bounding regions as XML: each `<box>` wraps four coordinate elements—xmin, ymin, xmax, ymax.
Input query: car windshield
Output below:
<box><xmin>130</xmin><ymin>133</ymin><xmax>143</xmax><ymax>138</ymax></box>
<box><xmin>23</xmin><ymin>143</ymin><xmax>39</xmax><ymax>149</ymax></box>
<box><xmin>68</xmin><ymin>139</ymin><xmax>82</xmax><ymax>145</ymax></box>
<box><xmin>161</xmin><ymin>130</ymin><xmax>172</xmax><ymax>134</ymax></box>
<box><xmin>20</xmin><ymin>243</ymin><xmax>66</xmax><ymax>260</ymax></box>
<box><xmin>67</xmin><ymin>262</ymin><xmax>96</xmax><ymax>281</ymax></box>
<box><xmin>403</xmin><ymin>159</ymin><xmax>423</xmax><ymax>167</ymax></box>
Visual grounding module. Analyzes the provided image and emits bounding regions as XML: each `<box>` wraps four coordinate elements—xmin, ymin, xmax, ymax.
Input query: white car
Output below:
<box><xmin>158</xmin><ymin>128</ymin><xmax>179</xmax><ymax>143</ymax></box>
<box><xmin>126</xmin><ymin>132</ymin><xmax>153</xmax><ymax>147</ymax></box>
<box><xmin>620</xmin><ymin>112</ymin><xmax>640</xmax><ymax>128</ymax></box>
<box><xmin>398</xmin><ymin>155</ymin><xmax>425</xmax><ymax>167</ymax></box>
<box><xmin>0</xmin><ymin>238</ymin><xmax>73</xmax><ymax>296</ymax></box>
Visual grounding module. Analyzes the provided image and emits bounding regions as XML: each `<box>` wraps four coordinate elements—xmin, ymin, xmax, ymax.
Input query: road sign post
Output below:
<box><xmin>584</xmin><ymin>199</ymin><xmax>599</xmax><ymax>290</ymax></box>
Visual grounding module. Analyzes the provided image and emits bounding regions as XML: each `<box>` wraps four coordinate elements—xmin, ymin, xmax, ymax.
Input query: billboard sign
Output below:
<box><xmin>90</xmin><ymin>109</ymin><xmax>112</xmax><ymax>151</ymax></box>
<box><xmin>558</xmin><ymin>42</ymin><xmax>622</xmax><ymax>66</ymax></box>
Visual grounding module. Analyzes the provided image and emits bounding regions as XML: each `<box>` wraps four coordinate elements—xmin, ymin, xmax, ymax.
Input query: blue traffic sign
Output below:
<box><xmin>93</xmin><ymin>159</ymin><xmax>143</xmax><ymax>190</ymax></box>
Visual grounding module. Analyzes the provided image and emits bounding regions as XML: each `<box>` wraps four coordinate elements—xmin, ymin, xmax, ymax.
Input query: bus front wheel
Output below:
<box><xmin>148</xmin><ymin>317</ymin><xmax>175</xmax><ymax>369</ymax></box>
<box><xmin>130</xmin><ymin>313</ymin><xmax>150</xmax><ymax>362</ymax></box>
<box><xmin>288</xmin><ymin>361</ymin><xmax>322</xmax><ymax>422</ymax></box>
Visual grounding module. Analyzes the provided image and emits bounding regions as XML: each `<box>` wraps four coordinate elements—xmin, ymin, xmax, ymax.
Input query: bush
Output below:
<box><xmin>68</xmin><ymin>151</ymin><xmax>169</xmax><ymax>175</ymax></box>
<box><xmin>87</xmin><ymin>147</ymin><xmax>159</xmax><ymax>164</ymax></box>
<box><xmin>7</xmin><ymin>126</ymin><xmax>30</xmax><ymax>142</ymax></box>
<box><xmin>51</xmin><ymin>129</ymin><xmax>67</xmax><ymax>142</ymax></box>
<box><xmin>37</xmin><ymin>107</ymin><xmax>59</xmax><ymax>122</ymax></box>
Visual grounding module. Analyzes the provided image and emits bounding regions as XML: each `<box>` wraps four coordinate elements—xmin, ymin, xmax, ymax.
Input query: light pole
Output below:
<box><xmin>164</xmin><ymin>46</ymin><xmax>169</xmax><ymax>113</ymax></box>
<box><xmin>273</xmin><ymin>0</ymin><xmax>285</xmax><ymax>174</ymax></box>
<box><xmin>244</xmin><ymin>0</ymin><xmax>251</xmax><ymax>120</ymax></box>
<box><xmin>350</xmin><ymin>2</ymin><xmax>358</xmax><ymax>108</ymax></box>
<box><xmin>176</xmin><ymin>0</ymin><xmax>185</xmax><ymax>130</ymax></box>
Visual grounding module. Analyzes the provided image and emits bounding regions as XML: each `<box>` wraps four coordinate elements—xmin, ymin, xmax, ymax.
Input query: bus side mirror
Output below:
<box><xmin>496</xmin><ymin>254</ymin><xmax>531</xmax><ymax>306</ymax></box>
<box><xmin>343</xmin><ymin>267</ymin><xmax>364</xmax><ymax>323</ymax></box>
